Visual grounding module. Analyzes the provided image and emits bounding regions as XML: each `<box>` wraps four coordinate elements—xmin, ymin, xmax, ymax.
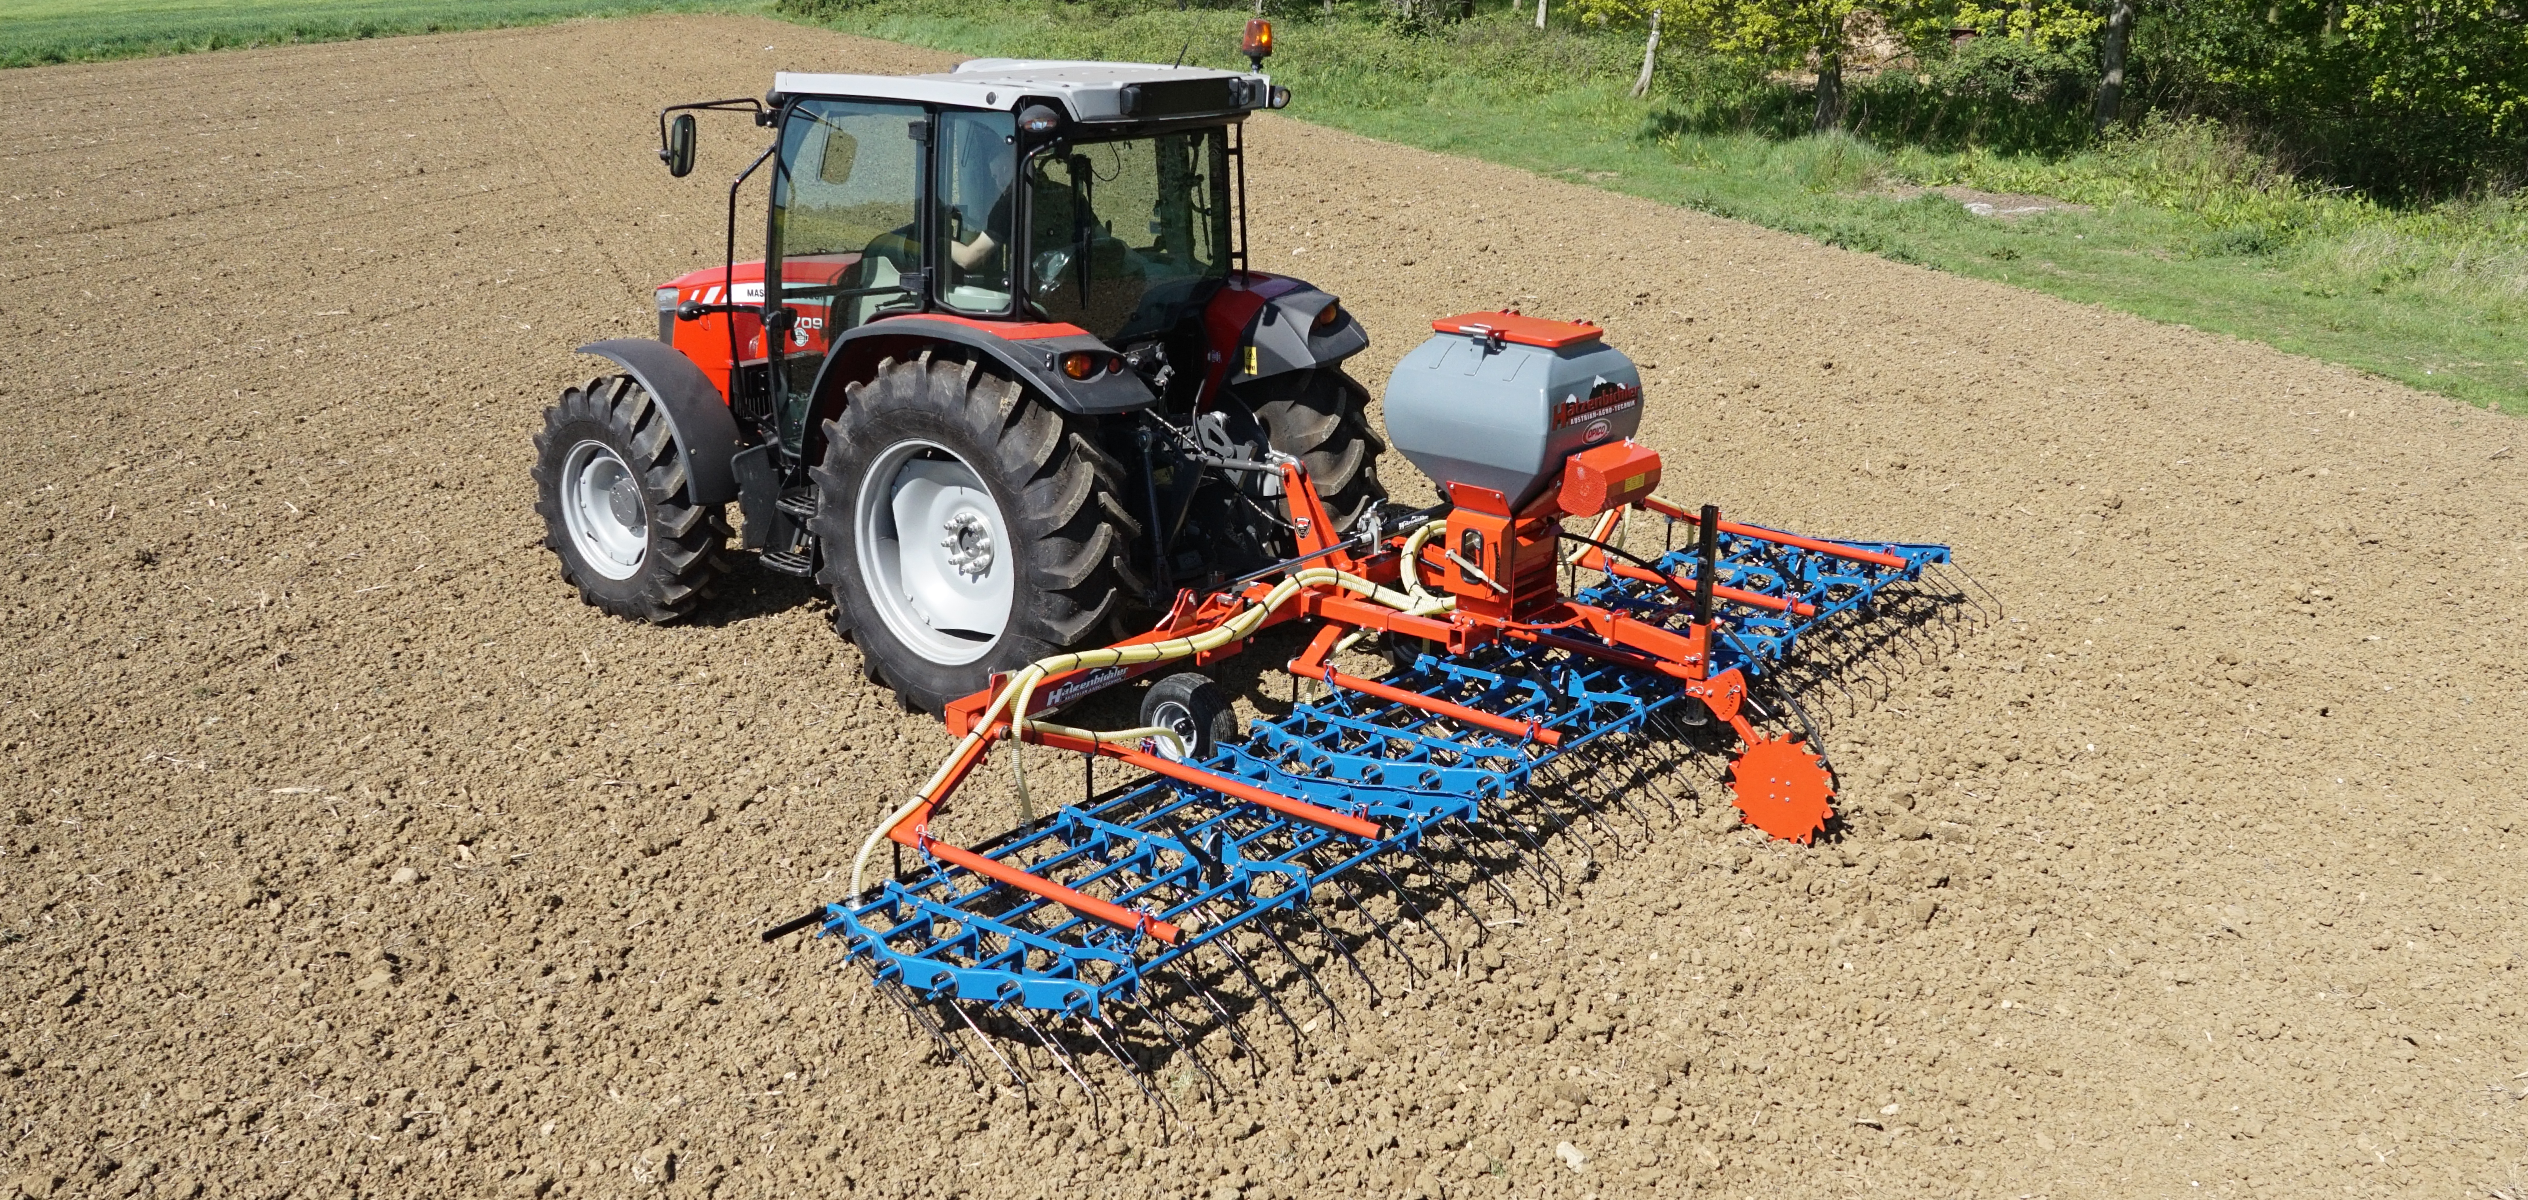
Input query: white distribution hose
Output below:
<box><xmin>848</xmin><ymin>526</ymin><xmax>1454</xmax><ymax>897</ymax></box>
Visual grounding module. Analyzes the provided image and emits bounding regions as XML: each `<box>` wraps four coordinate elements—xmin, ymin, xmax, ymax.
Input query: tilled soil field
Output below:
<box><xmin>5</xmin><ymin>15</ymin><xmax>2526</xmax><ymax>1200</ymax></box>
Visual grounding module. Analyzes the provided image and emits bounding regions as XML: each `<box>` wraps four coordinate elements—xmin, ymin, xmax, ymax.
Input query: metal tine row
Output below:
<box><xmin>852</xmin><ymin>570</ymin><xmax>1974</xmax><ymax>1122</ymax></box>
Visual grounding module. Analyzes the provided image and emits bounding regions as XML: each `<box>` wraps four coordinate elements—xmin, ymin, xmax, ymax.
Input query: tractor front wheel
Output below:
<box><xmin>810</xmin><ymin>353</ymin><xmax>1139</xmax><ymax>715</ymax></box>
<box><xmin>531</xmin><ymin>373</ymin><xmax>730</xmax><ymax>623</ymax></box>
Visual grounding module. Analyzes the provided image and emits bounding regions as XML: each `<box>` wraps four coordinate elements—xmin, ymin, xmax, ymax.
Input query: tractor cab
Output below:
<box><xmin>659</xmin><ymin>57</ymin><xmax>1298</xmax><ymax>456</ymax></box>
<box><xmin>540</xmin><ymin>39</ymin><xmax>1391</xmax><ymax>716</ymax></box>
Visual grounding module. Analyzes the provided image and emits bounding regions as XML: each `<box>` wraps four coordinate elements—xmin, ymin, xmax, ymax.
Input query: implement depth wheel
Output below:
<box><xmin>810</xmin><ymin>353</ymin><xmax>1140</xmax><ymax>716</ymax></box>
<box><xmin>530</xmin><ymin>374</ymin><xmax>730</xmax><ymax>622</ymax></box>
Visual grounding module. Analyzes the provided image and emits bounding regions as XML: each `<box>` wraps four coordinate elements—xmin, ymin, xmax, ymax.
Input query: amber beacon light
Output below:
<box><xmin>1242</xmin><ymin>19</ymin><xmax>1273</xmax><ymax>71</ymax></box>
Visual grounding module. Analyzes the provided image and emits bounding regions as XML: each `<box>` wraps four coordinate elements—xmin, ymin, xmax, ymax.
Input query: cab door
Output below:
<box><xmin>768</xmin><ymin>99</ymin><xmax>929</xmax><ymax>451</ymax></box>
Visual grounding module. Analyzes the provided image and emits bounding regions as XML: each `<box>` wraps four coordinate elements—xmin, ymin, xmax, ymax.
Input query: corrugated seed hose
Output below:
<box><xmin>848</xmin><ymin>524</ymin><xmax>1454</xmax><ymax>899</ymax></box>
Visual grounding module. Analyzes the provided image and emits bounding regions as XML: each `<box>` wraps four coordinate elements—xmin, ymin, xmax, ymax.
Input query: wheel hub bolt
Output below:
<box><xmin>940</xmin><ymin>512</ymin><xmax>994</xmax><ymax>580</ymax></box>
<box><xmin>608</xmin><ymin>475</ymin><xmax>643</xmax><ymax>527</ymax></box>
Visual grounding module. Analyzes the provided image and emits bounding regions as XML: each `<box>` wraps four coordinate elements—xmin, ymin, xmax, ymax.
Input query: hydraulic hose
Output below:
<box><xmin>848</xmin><ymin>535</ymin><xmax>1454</xmax><ymax>898</ymax></box>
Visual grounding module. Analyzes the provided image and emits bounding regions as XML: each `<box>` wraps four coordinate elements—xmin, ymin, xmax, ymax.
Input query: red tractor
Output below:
<box><xmin>533</xmin><ymin>37</ymin><xmax>1387</xmax><ymax>714</ymax></box>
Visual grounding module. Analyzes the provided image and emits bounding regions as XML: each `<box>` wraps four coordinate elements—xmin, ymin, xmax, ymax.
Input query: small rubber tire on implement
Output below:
<box><xmin>1239</xmin><ymin>367</ymin><xmax>1388</xmax><ymax>535</ymax></box>
<box><xmin>810</xmin><ymin>352</ymin><xmax>1141</xmax><ymax>716</ymax></box>
<box><xmin>1140</xmin><ymin>672</ymin><xmax>1242</xmax><ymax>761</ymax></box>
<box><xmin>530</xmin><ymin>373</ymin><xmax>730</xmax><ymax>623</ymax></box>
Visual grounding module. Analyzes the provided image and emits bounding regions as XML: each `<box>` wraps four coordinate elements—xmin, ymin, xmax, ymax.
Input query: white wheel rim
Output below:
<box><xmin>855</xmin><ymin>439</ymin><xmax>1013</xmax><ymax>667</ymax></box>
<box><xmin>561</xmin><ymin>440</ymin><xmax>647</xmax><ymax>581</ymax></box>
<box><xmin>1148</xmin><ymin>699</ymin><xmax>1197</xmax><ymax>762</ymax></box>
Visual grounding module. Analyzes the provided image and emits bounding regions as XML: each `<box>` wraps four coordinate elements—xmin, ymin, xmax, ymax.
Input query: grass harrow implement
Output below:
<box><xmin>764</xmin><ymin>313</ymin><xmax>1956</xmax><ymax>1110</ymax></box>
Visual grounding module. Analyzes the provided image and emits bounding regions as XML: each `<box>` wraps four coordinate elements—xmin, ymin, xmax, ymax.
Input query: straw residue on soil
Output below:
<box><xmin>3</xmin><ymin>14</ymin><xmax>2524</xmax><ymax>1200</ymax></box>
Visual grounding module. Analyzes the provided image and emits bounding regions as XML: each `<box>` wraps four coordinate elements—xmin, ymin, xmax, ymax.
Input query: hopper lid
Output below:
<box><xmin>1431</xmin><ymin>311</ymin><xmax>1604</xmax><ymax>349</ymax></box>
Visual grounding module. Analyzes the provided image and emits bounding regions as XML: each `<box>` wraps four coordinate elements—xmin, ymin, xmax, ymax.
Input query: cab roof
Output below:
<box><xmin>770</xmin><ymin>59</ymin><xmax>1274</xmax><ymax>124</ymax></box>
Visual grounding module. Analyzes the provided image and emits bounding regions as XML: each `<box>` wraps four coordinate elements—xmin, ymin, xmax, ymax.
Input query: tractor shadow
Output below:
<box><xmin>691</xmin><ymin>555</ymin><xmax>829</xmax><ymax>628</ymax></box>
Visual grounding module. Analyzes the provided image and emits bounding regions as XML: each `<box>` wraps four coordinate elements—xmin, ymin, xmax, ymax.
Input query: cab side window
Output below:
<box><xmin>773</xmin><ymin>99</ymin><xmax>926</xmax><ymax>333</ymax></box>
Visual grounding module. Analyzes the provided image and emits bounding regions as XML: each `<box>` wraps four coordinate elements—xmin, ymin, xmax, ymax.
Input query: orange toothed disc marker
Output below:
<box><xmin>1728</xmin><ymin>736</ymin><xmax>1835</xmax><ymax>844</ymax></box>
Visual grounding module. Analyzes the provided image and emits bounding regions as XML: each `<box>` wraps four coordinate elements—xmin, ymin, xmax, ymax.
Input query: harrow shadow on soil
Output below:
<box><xmin>831</xmin><ymin>566</ymin><xmax>1976</xmax><ymax>1130</ymax></box>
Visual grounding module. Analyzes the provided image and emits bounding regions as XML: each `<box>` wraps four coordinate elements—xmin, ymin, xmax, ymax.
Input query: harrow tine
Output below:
<box><xmin>1540</xmin><ymin>756</ymin><xmax>1636</xmax><ymax>845</ymax></box>
<box><xmin>1404</xmin><ymin>843</ymin><xmax>1488</xmax><ymax>943</ymax></box>
<box><xmin>1332</xmin><ymin>875</ymin><xmax>1430</xmax><ymax>978</ymax></box>
<box><xmin>1486</xmin><ymin>809</ymin><xmax>1567</xmax><ymax>895</ymax></box>
<box><xmin>1255</xmin><ymin>914</ymin><xmax>1344</xmax><ymax>1028</ymax></box>
<box><xmin>1366</xmin><ymin>860</ymin><xmax>1456</xmax><ymax>967</ymax></box>
<box><xmin>1439</xmin><ymin>818</ymin><xmax>1525</xmax><ymax>916</ymax></box>
<box><xmin>1611</xmin><ymin>736</ymin><xmax>1684</xmax><ymax>822</ymax></box>
<box><xmin>1084</xmin><ymin>1012</ymin><xmax>1168</xmax><ymax>1121</ymax></box>
<box><xmin>1300</xmin><ymin>899</ymin><xmax>1384</xmax><ymax>1007</ymax></box>
<box><xmin>886</xmin><ymin>982</ymin><xmax>987</xmax><ymax>1083</ymax></box>
<box><xmin>1160</xmin><ymin>962</ymin><xmax>1263</xmax><ymax>1080</ymax></box>
<box><xmin>1013</xmin><ymin>1006</ymin><xmax>1101</xmax><ymax>1119</ymax></box>
<box><xmin>1592</xmin><ymin>748</ymin><xmax>1663</xmax><ymax>828</ymax></box>
<box><xmin>1203</xmin><ymin>931</ymin><xmax>1308</xmax><ymax>1057</ymax></box>
<box><xmin>952</xmin><ymin>1000</ymin><xmax>1031</xmax><ymax>1096</ymax></box>
<box><xmin>1131</xmin><ymin>994</ymin><xmax>1222</xmax><ymax>1097</ymax></box>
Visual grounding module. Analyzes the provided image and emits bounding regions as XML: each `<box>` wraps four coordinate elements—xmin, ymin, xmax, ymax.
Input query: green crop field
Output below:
<box><xmin>0</xmin><ymin>0</ymin><xmax>754</xmax><ymax>68</ymax></box>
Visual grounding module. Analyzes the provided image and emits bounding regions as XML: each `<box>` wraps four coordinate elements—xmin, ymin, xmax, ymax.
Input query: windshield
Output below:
<box><xmin>1025</xmin><ymin>129</ymin><xmax>1232</xmax><ymax>341</ymax></box>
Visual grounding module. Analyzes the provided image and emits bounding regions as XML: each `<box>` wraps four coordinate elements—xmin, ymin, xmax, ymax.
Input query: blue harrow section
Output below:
<box><xmin>812</xmin><ymin>523</ymin><xmax>1953</xmax><ymax>1023</ymax></box>
<box><xmin>1580</xmin><ymin>526</ymin><xmax>1953</xmax><ymax>677</ymax></box>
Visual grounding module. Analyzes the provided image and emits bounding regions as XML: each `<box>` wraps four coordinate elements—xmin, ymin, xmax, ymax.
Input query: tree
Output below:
<box><xmin>2094</xmin><ymin>0</ymin><xmax>2137</xmax><ymax>130</ymax></box>
<box><xmin>1660</xmin><ymin>0</ymin><xmax>1868</xmax><ymax>130</ymax></box>
<box><xmin>1630</xmin><ymin>8</ymin><xmax>1665</xmax><ymax>97</ymax></box>
<box><xmin>2341</xmin><ymin>0</ymin><xmax>2528</xmax><ymax>138</ymax></box>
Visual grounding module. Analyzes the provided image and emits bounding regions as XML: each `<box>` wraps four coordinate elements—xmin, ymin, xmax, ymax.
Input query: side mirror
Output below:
<box><xmin>661</xmin><ymin>113</ymin><xmax>697</xmax><ymax>178</ymax></box>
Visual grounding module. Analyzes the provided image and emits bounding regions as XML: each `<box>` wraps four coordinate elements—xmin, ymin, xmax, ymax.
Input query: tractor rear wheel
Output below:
<box><xmin>810</xmin><ymin>353</ymin><xmax>1140</xmax><ymax>715</ymax></box>
<box><xmin>1243</xmin><ymin>367</ymin><xmax>1388</xmax><ymax>535</ymax></box>
<box><xmin>531</xmin><ymin>373</ymin><xmax>730</xmax><ymax>623</ymax></box>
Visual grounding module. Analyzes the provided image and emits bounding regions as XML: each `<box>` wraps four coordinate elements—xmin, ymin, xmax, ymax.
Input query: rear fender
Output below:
<box><xmin>1202</xmin><ymin>274</ymin><xmax>1369</xmax><ymax>399</ymax></box>
<box><xmin>574</xmin><ymin>339</ymin><xmax>743</xmax><ymax>507</ymax></box>
<box><xmin>803</xmin><ymin>315</ymin><xmax>1155</xmax><ymax>463</ymax></box>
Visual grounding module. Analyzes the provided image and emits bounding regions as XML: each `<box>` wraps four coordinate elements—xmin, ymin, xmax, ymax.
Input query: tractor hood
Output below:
<box><xmin>770</xmin><ymin>60</ymin><xmax>1281</xmax><ymax>125</ymax></box>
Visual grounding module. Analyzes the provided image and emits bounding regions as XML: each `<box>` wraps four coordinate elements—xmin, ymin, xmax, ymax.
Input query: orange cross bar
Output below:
<box><xmin>890</xmin><ymin>823</ymin><xmax>1183</xmax><ymax>944</ymax></box>
<box><xmin>1031</xmin><ymin>728</ymin><xmax>1385</xmax><ymax>840</ymax></box>
<box><xmin>1298</xmin><ymin>665</ymin><xmax>1565</xmax><ymax>749</ymax></box>
<box><xmin>1641</xmin><ymin>497</ymin><xmax>1909</xmax><ymax>570</ymax></box>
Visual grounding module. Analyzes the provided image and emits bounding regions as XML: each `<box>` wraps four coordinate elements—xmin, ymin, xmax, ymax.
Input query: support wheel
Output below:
<box><xmin>809</xmin><ymin>353</ymin><xmax>1140</xmax><ymax>715</ymax></box>
<box><xmin>531</xmin><ymin>373</ymin><xmax>730</xmax><ymax>622</ymax></box>
<box><xmin>1240</xmin><ymin>367</ymin><xmax>1388</xmax><ymax>536</ymax></box>
<box><xmin>1140</xmin><ymin>672</ymin><xmax>1242</xmax><ymax>761</ymax></box>
<box><xmin>1729</xmin><ymin>735</ymin><xmax>1836</xmax><ymax>844</ymax></box>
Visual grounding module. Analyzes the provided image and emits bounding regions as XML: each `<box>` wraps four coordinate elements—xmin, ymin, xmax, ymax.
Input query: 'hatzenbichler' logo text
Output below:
<box><xmin>1554</xmin><ymin>380</ymin><xmax>1641</xmax><ymax>428</ymax></box>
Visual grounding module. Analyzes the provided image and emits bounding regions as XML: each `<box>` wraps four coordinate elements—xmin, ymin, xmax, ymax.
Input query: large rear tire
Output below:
<box><xmin>809</xmin><ymin>352</ymin><xmax>1140</xmax><ymax>715</ymax></box>
<box><xmin>530</xmin><ymin>373</ymin><xmax>730</xmax><ymax>623</ymax></box>
<box><xmin>1241</xmin><ymin>367</ymin><xmax>1389</xmax><ymax>535</ymax></box>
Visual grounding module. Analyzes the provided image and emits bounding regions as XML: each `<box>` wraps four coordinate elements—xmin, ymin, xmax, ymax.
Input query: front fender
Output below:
<box><xmin>573</xmin><ymin>339</ymin><xmax>743</xmax><ymax>507</ymax></box>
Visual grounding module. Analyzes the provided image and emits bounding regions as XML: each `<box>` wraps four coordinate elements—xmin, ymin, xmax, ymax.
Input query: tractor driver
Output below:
<box><xmin>942</xmin><ymin>125</ymin><xmax>1019</xmax><ymax>299</ymax></box>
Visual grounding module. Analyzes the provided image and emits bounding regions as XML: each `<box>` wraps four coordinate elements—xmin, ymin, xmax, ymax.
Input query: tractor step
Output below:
<box><xmin>774</xmin><ymin>489</ymin><xmax>818</xmax><ymax>522</ymax></box>
<box><xmin>759</xmin><ymin>548</ymin><xmax>815</xmax><ymax>577</ymax></box>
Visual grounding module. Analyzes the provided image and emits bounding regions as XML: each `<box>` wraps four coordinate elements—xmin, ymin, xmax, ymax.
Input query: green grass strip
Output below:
<box><xmin>786</xmin><ymin>1</ymin><xmax>2527</xmax><ymax>412</ymax></box>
